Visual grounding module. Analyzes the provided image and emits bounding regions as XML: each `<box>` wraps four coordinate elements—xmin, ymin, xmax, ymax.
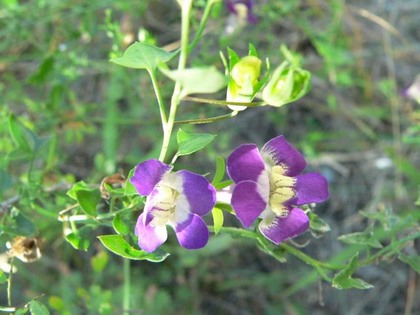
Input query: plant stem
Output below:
<box><xmin>280</xmin><ymin>243</ymin><xmax>342</xmax><ymax>271</ymax></box>
<box><xmin>188</xmin><ymin>0</ymin><xmax>218</xmax><ymax>53</ymax></box>
<box><xmin>7</xmin><ymin>258</ymin><xmax>13</xmax><ymax>306</ymax></box>
<box><xmin>123</xmin><ymin>258</ymin><xmax>131</xmax><ymax>315</ymax></box>
<box><xmin>149</xmin><ymin>69</ymin><xmax>167</xmax><ymax>127</ymax></box>
<box><xmin>159</xmin><ymin>0</ymin><xmax>193</xmax><ymax>162</ymax></box>
<box><xmin>175</xmin><ymin>112</ymin><xmax>237</xmax><ymax>125</ymax></box>
<box><xmin>183</xmin><ymin>96</ymin><xmax>265</xmax><ymax>107</ymax></box>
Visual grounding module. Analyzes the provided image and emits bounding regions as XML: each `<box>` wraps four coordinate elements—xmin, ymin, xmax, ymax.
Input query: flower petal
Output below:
<box><xmin>294</xmin><ymin>173</ymin><xmax>329</xmax><ymax>205</ymax></box>
<box><xmin>231</xmin><ymin>180</ymin><xmax>267</xmax><ymax>227</ymax></box>
<box><xmin>135</xmin><ymin>212</ymin><xmax>168</xmax><ymax>253</ymax></box>
<box><xmin>261</xmin><ymin>135</ymin><xmax>306</xmax><ymax>177</ymax></box>
<box><xmin>178</xmin><ymin>170</ymin><xmax>216</xmax><ymax>217</ymax></box>
<box><xmin>131</xmin><ymin>159</ymin><xmax>172</xmax><ymax>196</ymax></box>
<box><xmin>259</xmin><ymin>208</ymin><xmax>309</xmax><ymax>244</ymax></box>
<box><xmin>227</xmin><ymin>144</ymin><xmax>265</xmax><ymax>183</ymax></box>
<box><xmin>174</xmin><ymin>214</ymin><xmax>209</xmax><ymax>250</ymax></box>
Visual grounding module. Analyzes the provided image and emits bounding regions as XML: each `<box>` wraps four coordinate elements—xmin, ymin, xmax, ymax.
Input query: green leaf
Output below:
<box><xmin>212</xmin><ymin>156</ymin><xmax>226</xmax><ymax>184</ymax></box>
<box><xmin>338</xmin><ymin>231</ymin><xmax>383</xmax><ymax>248</ymax></box>
<box><xmin>211</xmin><ymin>207</ymin><xmax>224</xmax><ymax>235</ymax></box>
<box><xmin>98</xmin><ymin>234</ymin><xmax>169</xmax><ymax>262</ymax></box>
<box><xmin>68</xmin><ymin>181</ymin><xmax>101</xmax><ymax>216</ymax></box>
<box><xmin>309</xmin><ymin>212</ymin><xmax>330</xmax><ymax>238</ymax></box>
<box><xmin>110</xmin><ymin>42</ymin><xmax>177</xmax><ymax>71</ymax></box>
<box><xmin>91</xmin><ymin>250</ymin><xmax>109</xmax><ymax>273</ymax></box>
<box><xmin>160</xmin><ymin>66</ymin><xmax>227</xmax><ymax>97</ymax></box>
<box><xmin>9</xmin><ymin>207</ymin><xmax>35</xmax><ymax>236</ymax></box>
<box><xmin>75</xmin><ymin>188</ymin><xmax>101</xmax><ymax>216</ymax></box>
<box><xmin>227</xmin><ymin>47</ymin><xmax>240</xmax><ymax>71</ymax></box>
<box><xmin>0</xmin><ymin>270</ymin><xmax>7</xmax><ymax>284</ymax></box>
<box><xmin>112</xmin><ymin>214</ymin><xmax>130</xmax><ymax>235</ymax></box>
<box><xmin>176</xmin><ymin>129</ymin><xmax>216</xmax><ymax>157</ymax></box>
<box><xmin>332</xmin><ymin>253</ymin><xmax>374</xmax><ymax>290</ymax></box>
<box><xmin>65</xmin><ymin>227</ymin><xmax>91</xmax><ymax>251</ymax></box>
<box><xmin>29</xmin><ymin>300</ymin><xmax>50</xmax><ymax>315</ymax></box>
<box><xmin>124</xmin><ymin>168</ymin><xmax>138</xmax><ymax>196</ymax></box>
<box><xmin>15</xmin><ymin>308</ymin><xmax>29</xmax><ymax>315</ymax></box>
<box><xmin>398</xmin><ymin>254</ymin><xmax>420</xmax><ymax>274</ymax></box>
<box><xmin>248</xmin><ymin>43</ymin><xmax>258</xmax><ymax>57</ymax></box>
<box><xmin>8</xmin><ymin>114</ymin><xmax>34</xmax><ymax>153</ymax></box>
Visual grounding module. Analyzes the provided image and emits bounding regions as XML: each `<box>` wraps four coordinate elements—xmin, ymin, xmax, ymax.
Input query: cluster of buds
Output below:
<box><xmin>224</xmin><ymin>45</ymin><xmax>311</xmax><ymax>111</ymax></box>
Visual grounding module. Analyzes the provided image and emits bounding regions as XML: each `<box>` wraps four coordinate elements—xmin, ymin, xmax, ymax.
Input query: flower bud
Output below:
<box><xmin>262</xmin><ymin>62</ymin><xmax>311</xmax><ymax>107</ymax></box>
<box><xmin>227</xmin><ymin>55</ymin><xmax>262</xmax><ymax>110</ymax></box>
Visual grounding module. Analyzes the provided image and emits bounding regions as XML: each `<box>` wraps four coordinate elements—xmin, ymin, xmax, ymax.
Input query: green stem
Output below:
<box><xmin>280</xmin><ymin>243</ymin><xmax>342</xmax><ymax>271</ymax></box>
<box><xmin>188</xmin><ymin>0</ymin><xmax>219</xmax><ymax>53</ymax></box>
<box><xmin>183</xmin><ymin>96</ymin><xmax>265</xmax><ymax>107</ymax></box>
<box><xmin>210</xmin><ymin>226</ymin><xmax>343</xmax><ymax>273</ymax></box>
<box><xmin>7</xmin><ymin>258</ymin><xmax>13</xmax><ymax>306</ymax></box>
<box><xmin>175</xmin><ymin>111</ymin><xmax>237</xmax><ymax>125</ymax></box>
<box><xmin>359</xmin><ymin>231</ymin><xmax>420</xmax><ymax>267</ymax></box>
<box><xmin>149</xmin><ymin>69</ymin><xmax>167</xmax><ymax>126</ymax></box>
<box><xmin>123</xmin><ymin>258</ymin><xmax>131</xmax><ymax>315</ymax></box>
<box><xmin>159</xmin><ymin>0</ymin><xmax>193</xmax><ymax>162</ymax></box>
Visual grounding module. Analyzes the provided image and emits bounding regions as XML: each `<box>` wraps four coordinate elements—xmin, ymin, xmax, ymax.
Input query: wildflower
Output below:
<box><xmin>227</xmin><ymin>135</ymin><xmax>329</xmax><ymax>244</ymax></box>
<box><xmin>226</xmin><ymin>0</ymin><xmax>258</xmax><ymax>24</ymax></box>
<box><xmin>402</xmin><ymin>74</ymin><xmax>420</xmax><ymax>104</ymax></box>
<box><xmin>227</xmin><ymin>55</ymin><xmax>262</xmax><ymax>110</ymax></box>
<box><xmin>131</xmin><ymin>159</ymin><xmax>216</xmax><ymax>252</ymax></box>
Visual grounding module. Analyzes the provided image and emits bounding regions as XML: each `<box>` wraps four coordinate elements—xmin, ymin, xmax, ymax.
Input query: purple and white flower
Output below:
<box><xmin>227</xmin><ymin>135</ymin><xmax>329</xmax><ymax>244</ymax></box>
<box><xmin>226</xmin><ymin>0</ymin><xmax>258</xmax><ymax>24</ymax></box>
<box><xmin>131</xmin><ymin>159</ymin><xmax>216</xmax><ymax>252</ymax></box>
<box><xmin>402</xmin><ymin>74</ymin><xmax>420</xmax><ymax>104</ymax></box>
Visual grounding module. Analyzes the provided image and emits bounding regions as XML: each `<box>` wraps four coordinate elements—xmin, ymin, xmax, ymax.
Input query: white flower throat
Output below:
<box><xmin>268</xmin><ymin>165</ymin><xmax>296</xmax><ymax>217</ymax></box>
<box><xmin>150</xmin><ymin>185</ymin><xmax>179</xmax><ymax>226</ymax></box>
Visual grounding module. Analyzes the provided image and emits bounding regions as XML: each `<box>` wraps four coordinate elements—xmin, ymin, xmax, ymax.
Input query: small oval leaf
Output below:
<box><xmin>176</xmin><ymin>129</ymin><xmax>216</xmax><ymax>157</ymax></box>
<box><xmin>98</xmin><ymin>234</ymin><xmax>169</xmax><ymax>262</ymax></box>
<box><xmin>110</xmin><ymin>42</ymin><xmax>177</xmax><ymax>71</ymax></box>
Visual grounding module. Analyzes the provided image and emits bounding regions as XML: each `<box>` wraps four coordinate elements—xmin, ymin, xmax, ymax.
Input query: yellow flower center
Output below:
<box><xmin>268</xmin><ymin>165</ymin><xmax>296</xmax><ymax>217</ymax></box>
<box><xmin>150</xmin><ymin>185</ymin><xmax>179</xmax><ymax>226</ymax></box>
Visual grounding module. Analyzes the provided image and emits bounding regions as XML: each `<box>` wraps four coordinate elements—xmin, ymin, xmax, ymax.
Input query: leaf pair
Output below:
<box><xmin>110</xmin><ymin>42</ymin><xmax>227</xmax><ymax>97</ymax></box>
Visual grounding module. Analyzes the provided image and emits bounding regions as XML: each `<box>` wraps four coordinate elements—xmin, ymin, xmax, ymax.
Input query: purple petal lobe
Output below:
<box><xmin>231</xmin><ymin>180</ymin><xmax>267</xmax><ymax>227</ymax></box>
<box><xmin>294</xmin><ymin>173</ymin><xmax>329</xmax><ymax>205</ymax></box>
<box><xmin>261</xmin><ymin>135</ymin><xmax>306</xmax><ymax>177</ymax></box>
<box><xmin>178</xmin><ymin>170</ymin><xmax>216</xmax><ymax>217</ymax></box>
<box><xmin>131</xmin><ymin>159</ymin><xmax>172</xmax><ymax>196</ymax></box>
<box><xmin>227</xmin><ymin>144</ymin><xmax>265</xmax><ymax>183</ymax></box>
<box><xmin>135</xmin><ymin>213</ymin><xmax>168</xmax><ymax>253</ymax></box>
<box><xmin>259</xmin><ymin>208</ymin><xmax>309</xmax><ymax>244</ymax></box>
<box><xmin>174</xmin><ymin>214</ymin><xmax>209</xmax><ymax>250</ymax></box>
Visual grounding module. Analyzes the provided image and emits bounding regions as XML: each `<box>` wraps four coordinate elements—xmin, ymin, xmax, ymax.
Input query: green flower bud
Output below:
<box><xmin>262</xmin><ymin>62</ymin><xmax>311</xmax><ymax>107</ymax></box>
<box><xmin>227</xmin><ymin>55</ymin><xmax>262</xmax><ymax>110</ymax></box>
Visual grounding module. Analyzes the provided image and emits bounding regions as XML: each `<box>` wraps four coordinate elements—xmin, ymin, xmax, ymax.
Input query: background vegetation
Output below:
<box><xmin>1</xmin><ymin>0</ymin><xmax>419</xmax><ymax>314</ymax></box>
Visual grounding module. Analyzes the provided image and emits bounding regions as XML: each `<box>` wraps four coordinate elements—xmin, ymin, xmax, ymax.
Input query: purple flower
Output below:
<box><xmin>227</xmin><ymin>135</ymin><xmax>329</xmax><ymax>244</ymax></box>
<box><xmin>131</xmin><ymin>159</ymin><xmax>216</xmax><ymax>252</ymax></box>
<box><xmin>402</xmin><ymin>74</ymin><xmax>420</xmax><ymax>104</ymax></box>
<box><xmin>226</xmin><ymin>0</ymin><xmax>258</xmax><ymax>24</ymax></box>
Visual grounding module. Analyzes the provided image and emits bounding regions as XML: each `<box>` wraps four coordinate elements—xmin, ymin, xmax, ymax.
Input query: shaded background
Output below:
<box><xmin>1</xmin><ymin>0</ymin><xmax>419</xmax><ymax>314</ymax></box>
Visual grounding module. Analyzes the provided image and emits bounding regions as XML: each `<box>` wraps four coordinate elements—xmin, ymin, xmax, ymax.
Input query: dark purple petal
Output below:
<box><xmin>259</xmin><ymin>208</ymin><xmax>309</xmax><ymax>244</ymax></box>
<box><xmin>227</xmin><ymin>144</ymin><xmax>266</xmax><ymax>183</ymax></box>
<box><xmin>178</xmin><ymin>170</ymin><xmax>216</xmax><ymax>217</ymax></box>
<box><xmin>174</xmin><ymin>214</ymin><xmax>209</xmax><ymax>250</ymax></box>
<box><xmin>294</xmin><ymin>173</ymin><xmax>329</xmax><ymax>205</ymax></box>
<box><xmin>135</xmin><ymin>212</ymin><xmax>168</xmax><ymax>253</ymax></box>
<box><xmin>261</xmin><ymin>135</ymin><xmax>306</xmax><ymax>177</ymax></box>
<box><xmin>231</xmin><ymin>180</ymin><xmax>267</xmax><ymax>227</ymax></box>
<box><xmin>130</xmin><ymin>159</ymin><xmax>172</xmax><ymax>196</ymax></box>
